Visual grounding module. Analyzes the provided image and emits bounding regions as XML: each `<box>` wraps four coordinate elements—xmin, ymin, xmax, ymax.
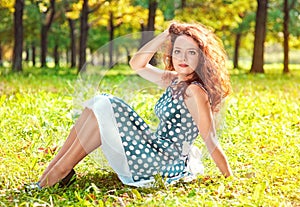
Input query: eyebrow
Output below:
<box><xmin>173</xmin><ymin>47</ymin><xmax>198</xmax><ymax>50</ymax></box>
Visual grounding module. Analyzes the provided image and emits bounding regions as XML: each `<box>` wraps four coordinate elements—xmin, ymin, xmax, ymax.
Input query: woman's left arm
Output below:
<box><xmin>185</xmin><ymin>85</ymin><xmax>233</xmax><ymax>177</ymax></box>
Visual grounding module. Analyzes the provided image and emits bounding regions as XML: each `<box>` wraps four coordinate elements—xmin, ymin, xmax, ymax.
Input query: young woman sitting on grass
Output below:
<box><xmin>28</xmin><ymin>21</ymin><xmax>233</xmax><ymax>189</ymax></box>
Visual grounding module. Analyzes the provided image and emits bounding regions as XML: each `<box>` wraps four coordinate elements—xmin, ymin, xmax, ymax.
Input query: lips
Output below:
<box><xmin>178</xmin><ymin>63</ymin><xmax>188</xmax><ymax>67</ymax></box>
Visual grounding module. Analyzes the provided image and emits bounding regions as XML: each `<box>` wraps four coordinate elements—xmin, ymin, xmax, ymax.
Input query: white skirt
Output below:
<box><xmin>83</xmin><ymin>94</ymin><xmax>156</xmax><ymax>187</ymax></box>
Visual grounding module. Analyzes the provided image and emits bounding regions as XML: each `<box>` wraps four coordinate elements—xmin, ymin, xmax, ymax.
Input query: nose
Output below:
<box><xmin>176</xmin><ymin>51</ymin><xmax>187</xmax><ymax>62</ymax></box>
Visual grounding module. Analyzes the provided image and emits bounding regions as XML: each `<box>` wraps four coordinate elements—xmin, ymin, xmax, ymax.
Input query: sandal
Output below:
<box><xmin>58</xmin><ymin>169</ymin><xmax>76</xmax><ymax>187</ymax></box>
<box><xmin>25</xmin><ymin>168</ymin><xmax>76</xmax><ymax>192</ymax></box>
<box><xmin>24</xmin><ymin>182</ymin><xmax>42</xmax><ymax>193</ymax></box>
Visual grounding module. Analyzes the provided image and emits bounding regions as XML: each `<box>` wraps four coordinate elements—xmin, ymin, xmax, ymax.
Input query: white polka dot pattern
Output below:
<box><xmin>108</xmin><ymin>81</ymin><xmax>201</xmax><ymax>183</ymax></box>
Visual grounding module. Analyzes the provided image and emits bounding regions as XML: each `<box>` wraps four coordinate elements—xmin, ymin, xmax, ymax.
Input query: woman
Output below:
<box><xmin>30</xmin><ymin>22</ymin><xmax>233</xmax><ymax>189</ymax></box>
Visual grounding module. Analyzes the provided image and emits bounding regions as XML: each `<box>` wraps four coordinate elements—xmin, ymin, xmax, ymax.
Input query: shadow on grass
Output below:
<box><xmin>75</xmin><ymin>170</ymin><xmax>126</xmax><ymax>191</ymax></box>
<box><xmin>73</xmin><ymin>170</ymin><xmax>169</xmax><ymax>193</ymax></box>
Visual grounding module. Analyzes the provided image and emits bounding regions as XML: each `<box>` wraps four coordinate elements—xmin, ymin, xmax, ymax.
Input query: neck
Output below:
<box><xmin>177</xmin><ymin>72</ymin><xmax>195</xmax><ymax>82</ymax></box>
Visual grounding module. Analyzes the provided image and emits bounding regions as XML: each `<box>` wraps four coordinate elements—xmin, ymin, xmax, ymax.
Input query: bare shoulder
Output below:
<box><xmin>184</xmin><ymin>83</ymin><xmax>211</xmax><ymax>128</ymax></box>
<box><xmin>185</xmin><ymin>83</ymin><xmax>209</xmax><ymax>104</ymax></box>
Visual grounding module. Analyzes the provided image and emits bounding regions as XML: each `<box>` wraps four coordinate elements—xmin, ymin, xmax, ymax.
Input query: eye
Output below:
<box><xmin>173</xmin><ymin>49</ymin><xmax>180</xmax><ymax>54</ymax></box>
<box><xmin>188</xmin><ymin>50</ymin><xmax>197</xmax><ymax>55</ymax></box>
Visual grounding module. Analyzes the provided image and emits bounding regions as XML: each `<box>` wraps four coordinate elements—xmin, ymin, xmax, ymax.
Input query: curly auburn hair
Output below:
<box><xmin>163</xmin><ymin>22</ymin><xmax>231</xmax><ymax>112</ymax></box>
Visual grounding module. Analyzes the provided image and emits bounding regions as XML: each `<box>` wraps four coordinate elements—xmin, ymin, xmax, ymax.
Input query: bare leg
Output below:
<box><xmin>38</xmin><ymin>108</ymin><xmax>93</xmax><ymax>181</ymax></box>
<box><xmin>38</xmin><ymin>108</ymin><xmax>101</xmax><ymax>187</ymax></box>
<box><xmin>38</xmin><ymin>127</ymin><xmax>77</xmax><ymax>181</ymax></box>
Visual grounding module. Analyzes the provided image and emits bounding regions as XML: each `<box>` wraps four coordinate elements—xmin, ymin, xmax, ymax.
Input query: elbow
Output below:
<box><xmin>129</xmin><ymin>57</ymin><xmax>140</xmax><ymax>72</ymax></box>
<box><xmin>129</xmin><ymin>58</ymin><xmax>147</xmax><ymax>73</ymax></box>
<box><xmin>129</xmin><ymin>55</ymin><xmax>149</xmax><ymax>72</ymax></box>
<box><xmin>129</xmin><ymin>58</ymin><xmax>137</xmax><ymax>71</ymax></box>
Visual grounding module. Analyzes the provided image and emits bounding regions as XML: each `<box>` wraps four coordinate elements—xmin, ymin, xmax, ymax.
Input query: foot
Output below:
<box><xmin>58</xmin><ymin>169</ymin><xmax>76</xmax><ymax>187</ymax></box>
<box><xmin>24</xmin><ymin>182</ymin><xmax>42</xmax><ymax>193</ymax></box>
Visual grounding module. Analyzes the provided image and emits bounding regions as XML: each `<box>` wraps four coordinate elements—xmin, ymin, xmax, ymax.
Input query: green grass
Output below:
<box><xmin>0</xmin><ymin>65</ymin><xmax>299</xmax><ymax>206</ymax></box>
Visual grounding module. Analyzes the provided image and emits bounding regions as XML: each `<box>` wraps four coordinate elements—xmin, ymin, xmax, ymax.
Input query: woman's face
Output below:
<box><xmin>172</xmin><ymin>35</ymin><xmax>200</xmax><ymax>80</ymax></box>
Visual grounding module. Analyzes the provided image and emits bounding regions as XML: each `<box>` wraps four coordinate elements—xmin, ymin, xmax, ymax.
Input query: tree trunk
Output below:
<box><xmin>250</xmin><ymin>0</ymin><xmax>268</xmax><ymax>73</ymax></box>
<box><xmin>109</xmin><ymin>11</ymin><xmax>114</xmax><ymax>68</ymax></box>
<box><xmin>40</xmin><ymin>0</ymin><xmax>56</xmax><ymax>68</ymax></box>
<box><xmin>140</xmin><ymin>0</ymin><xmax>157</xmax><ymax>47</ymax></box>
<box><xmin>233</xmin><ymin>33</ymin><xmax>241</xmax><ymax>69</ymax></box>
<box><xmin>115</xmin><ymin>46</ymin><xmax>119</xmax><ymax>66</ymax></box>
<box><xmin>140</xmin><ymin>23</ymin><xmax>146</xmax><ymax>47</ymax></box>
<box><xmin>68</xmin><ymin>18</ymin><xmax>76</xmax><ymax>68</ymax></box>
<box><xmin>147</xmin><ymin>0</ymin><xmax>157</xmax><ymax>32</ymax></box>
<box><xmin>125</xmin><ymin>46</ymin><xmax>131</xmax><ymax>64</ymax></box>
<box><xmin>283</xmin><ymin>0</ymin><xmax>289</xmax><ymax>73</ymax></box>
<box><xmin>181</xmin><ymin>0</ymin><xmax>186</xmax><ymax>9</ymax></box>
<box><xmin>32</xmin><ymin>42</ymin><xmax>36</xmax><ymax>66</ymax></box>
<box><xmin>25</xmin><ymin>45</ymin><xmax>30</xmax><ymax>62</ymax></box>
<box><xmin>0</xmin><ymin>43</ymin><xmax>3</xmax><ymax>67</ymax></box>
<box><xmin>12</xmin><ymin>0</ymin><xmax>24</xmax><ymax>72</ymax></box>
<box><xmin>148</xmin><ymin>0</ymin><xmax>158</xmax><ymax>65</ymax></box>
<box><xmin>102</xmin><ymin>52</ymin><xmax>106</xmax><ymax>67</ymax></box>
<box><xmin>54</xmin><ymin>44</ymin><xmax>59</xmax><ymax>67</ymax></box>
<box><xmin>66</xmin><ymin>48</ymin><xmax>69</xmax><ymax>65</ymax></box>
<box><xmin>78</xmin><ymin>0</ymin><xmax>89</xmax><ymax>72</ymax></box>
<box><xmin>41</xmin><ymin>25</ymin><xmax>47</xmax><ymax>67</ymax></box>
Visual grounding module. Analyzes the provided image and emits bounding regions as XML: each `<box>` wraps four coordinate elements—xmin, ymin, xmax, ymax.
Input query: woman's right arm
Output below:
<box><xmin>185</xmin><ymin>85</ymin><xmax>233</xmax><ymax>177</ymax></box>
<box><xmin>129</xmin><ymin>30</ymin><xmax>176</xmax><ymax>88</ymax></box>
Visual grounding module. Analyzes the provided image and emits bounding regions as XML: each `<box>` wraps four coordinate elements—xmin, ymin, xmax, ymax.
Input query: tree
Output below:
<box><xmin>283</xmin><ymin>0</ymin><xmax>297</xmax><ymax>73</ymax></box>
<box><xmin>232</xmin><ymin>11</ymin><xmax>256</xmax><ymax>69</ymax></box>
<box><xmin>78</xmin><ymin>0</ymin><xmax>103</xmax><ymax>72</ymax></box>
<box><xmin>48</xmin><ymin>20</ymin><xmax>69</xmax><ymax>68</ymax></box>
<box><xmin>106</xmin><ymin>1</ymin><xmax>131</xmax><ymax>68</ymax></box>
<box><xmin>88</xmin><ymin>0</ymin><xmax>145</xmax><ymax>68</ymax></box>
<box><xmin>0</xmin><ymin>42</ymin><xmax>2</xmax><ymax>67</ymax></box>
<box><xmin>147</xmin><ymin>0</ymin><xmax>157</xmax><ymax>33</ymax></box>
<box><xmin>83</xmin><ymin>0</ymin><xmax>147</xmax><ymax>68</ymax></box>
<box><xmin>24</xmin><ymin>2</ymin><xmax>41</xmax><ymax>67</ymax></box>
<box><xmin>61</xmin><ymin>0</ymin><xmax>80</xmax><ymax>68</ymax></box>
<box><xmin>140</xmin><ymin>0</ymin><xmax>158</xmax><ymax>47</ymax></box>
<box><xmin>40</xmin><ymin>0</ymin><xmax>56</xmax><ymax>68</ymax></box>
<box><xmin>0</xmin><ymin>2</ymin><xmax>14</xmax><ymax>67</ymax></box>
<box><xmin>78</xmin><ymin>0</ymin><xmax>89</xmax><ymax>72</ymax></box>
<box><xmin>12</xmin><ymin>0</ymin><xmax>24</xmax><ymax>72</ymax></box>
<box><xmin>181</xmin><ymin>0</ymin><xmax>186</xmax><ymax>9</ymax></box>
<box><xmin>250</xmin><ymin>0</ymin><xmax>268</xmax><ymax>73</ymax></box>
<box><xmin>107</xmin><ymin>10</ymin><xmax>120</xmax><ymax>68</ymax></box>
<box><xmin>68</xmin><ymin>18</ymin><xmax>77</xmax><ymax>68</ymax></box>
<box><xmin>174</xmin><ymin>0</ymin><xmax>257</xmax><ymax>69</ymax></box>
<box><xmin>137</xmin><ymin>0</ymin><xmax>158</xmax><ymax>65</ymax></box>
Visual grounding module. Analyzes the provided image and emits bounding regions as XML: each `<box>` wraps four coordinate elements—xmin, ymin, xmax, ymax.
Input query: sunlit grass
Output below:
<box><xmin>0</xmin><ymin>65</ymin><xmax>299</xmax><ymax>206</ymax></box>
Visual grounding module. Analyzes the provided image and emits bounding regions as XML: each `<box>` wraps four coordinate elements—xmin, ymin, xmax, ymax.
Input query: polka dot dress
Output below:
<box><xmin>113</xmin><ymin>79</ymin><xmax>202</xmax><ymax>180</ymax></box>
<box><xmin>85</xmin><ymin>79</ymin><xmax>204</xmax><ymax>187</ymax></box>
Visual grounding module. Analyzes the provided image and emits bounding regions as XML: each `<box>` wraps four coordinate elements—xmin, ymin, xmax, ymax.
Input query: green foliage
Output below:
<box><xmin>133</xmin><ymin>0</ymin><xmax>180</xmax><ymax>20</ymax></box>
<box><xmin>0</xmin><ymin>7</ymin><xmax>13</xmax><ymax>44</ymax></box>
<box><xmin>1</xmin><ymin>0</ymin><xmax>300</xmax><ymax>70</ymax></box>
<box><xmin>174</xmin><ymin>0</ymin><xmax>257</xmax><ymax>53</ymax></box>
<box><xmin>0</xmin><ymin>65</ymin><xmax>300</xmax><ymax>206</ymax></box>
<box><xmin>23</xmin><ymin>3</ymin><xmax>40</xmax><ymax>43</ymax></box>
<box><xmin>264</xmin><ymin>0</ymin><xmax>300</xmax><ymax>47</ymax></box>
<box><xmin>87</xmin><ymin>27</ymin><xmax>109</xmax><ymax>53</ymax></box>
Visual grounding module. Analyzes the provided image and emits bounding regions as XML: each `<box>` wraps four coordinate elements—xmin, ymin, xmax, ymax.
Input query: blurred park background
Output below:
<box><xmin>0</xmin><ymin>0</ymin><xmax>299</xmax><ymax>73</ymax></box>
<box><xmin>1</xmin><ymin>0</ymin><xmax>300</xmax><ymax>206</ymax></box>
